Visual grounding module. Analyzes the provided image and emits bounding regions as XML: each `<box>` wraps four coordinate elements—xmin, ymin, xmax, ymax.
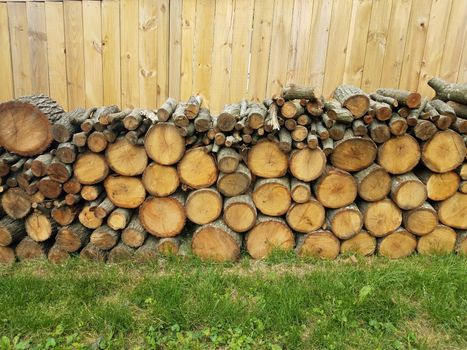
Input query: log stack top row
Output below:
<box><xmin>0</xmin><ymin>77</ymin><xmax>466</xmax><ymax>264</ymax></box>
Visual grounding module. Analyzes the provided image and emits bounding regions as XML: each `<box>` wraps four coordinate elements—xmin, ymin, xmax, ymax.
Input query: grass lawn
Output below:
<box><xmin>0</xmin><ymin>253</ymin><xmax>466</xmax><ymax>350</ymax></box>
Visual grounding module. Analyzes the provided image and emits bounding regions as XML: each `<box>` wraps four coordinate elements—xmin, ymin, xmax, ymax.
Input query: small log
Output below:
<box><xmin>324</xmin><ymin>100</ymin><xmax>353</xmax><ymax>123</ymax></box>
<box><xmin>388</xmin><ymin>113</ymin><xmax>408</xmax><ymax>136</ymax></box>
<box><xmin>107</xmin><ymin>208</ymin><xmax>132</xmax><ymax>230</ymax></box>
<box><xmin>377</xmin><ymin>134</ymin><xmax>420</xmax><ymax>174</ymax></box>
<box><xmin>218</xmin><ymin>104</ymin><xmax>240</xmax><ymax>132</ymax></box>
<box><xmin>80</xmin><ymin>243</ymin><xmax>107</xmax><ymax>262</ymax></box>
<box><xmin>291</xmin><ymin>125</ymin><xmax>309</xmax><ymax>142</ymax></box>
<box><xmin>122</xmin><ymin>214</ymin><xmax>147</xmax><ymax>248</ymax></box>
<box><xmin>281</xmin><ymin>101</ymin><xmax>304</xmax><ymax>119</ymax></box>
<box><xmin>253</xmin><ymin>177</ymin><xmax>291</xmax><ymax>216</ymax></box>
<box><xmin>247</xmin><ymin>103</ymin><xmax>267</xmax><ymax>129</ymax></box>
<box><xmin>369</xmin><ymin>92</ymin><xmax>398</xmax><ymax>107</ymax></box>
<box><xmin>422</xmin><ymin>130</ymin><xmax>465</xmax><ymax>173</ymax></box>
<box><xmin>217</xmin><ymin>148</ymin><xmax>241</xmax><ymax>174</ymax></box>
<box><xmin>390</xmin><ymin>172</ymin><xmax>427</xmax><ymax>210</ymax></box>
<box><xmin>1</xmin><ymin>188</ymin><xmax>31</xmax><ymax>219</ymax></box>
<box><xmin>56</xmin><ymin>223</ymin><xmax>91</xmax><ymax>252</ymax></box>
<box><xmin>289</xmin><ymin>148</ymin><xmax>326</xmax><ymax>181</ymax></box>
<box><xmin>157</xmin><ymin>98</ymin><xmax>177</xmax><ymax>122</ymax></box>
<box><xmin>178</xmin><ymin>147</ymin><xmax>218</xmax><ymax>189</ymax></box>
<box><xmin>354</xmin><ymin>164</ymin><xmax>391</xmax><ymax>202</ymax></box>
<box><xmin>222</xmin><ymin>194</ymin><xmax>257</xmax><ymax>232</ymax></box>
<box><xmin>185</xmin><ymin>187</ymin><xmax>223</xmax><ymax>225</ymax></box>
<box><xmin>108</xmin><ymin>242</ymin><xmax>135</xmax><ymax>263</ymax></box>
<box><xmin>306</xmin><ymin>98</ymin><xmax>324</xmax><ymax>116</ymax></box>
<box><xmin>329</xmin><ymin>122</ymin><xmax>346</xmax><ymax>140</ymax></box>
<box><xmin>413</xmin><ymin>119</ymin><xmax>437</xmax><ymax>141</ymax></box>
<box><xmin>375</xmin><ymin>88</ymin><xmax>421</xmax><ymax>108</ymax></box>
<box><xmin>358</xmin><ymin>199</ymin><xmax>402</xmax><ymax>237</ymax></box>
<box><xmin>63</xmin><ymin>177</ymin><xmax>81</xmax><ymax>195</ymax></box>
<box><xmin>78</xmin><ymin>205</ymin><xmax>103</xmax><ymax>229</ymax></box>
<box><xmin>47</xmin><ymin>159</ymin><xmax>72</xmax><ymax>183</ymax></box>
<box><xmin>286</xmin><ymin>199</ymin><xmax>325</xmax><ymax>233</ymax></box>
<box><xmin>90</xmin><ymin>225</ymin><xmax>120</xmax><ymax>250</ymax></box>
<box><xmin>340</xmin><ymin>231</ymin><xmax>376</xmax><ymax>256</ymax></box>
<box><xmin>185</xmin><ymin>95</ymin><xmax>203</xmax><ymax>119</ymax></box>
<box><xmin>172</xmin><ymin>104</ymin><xmax>189</xmax><ymax>127</ymax></box>
<box><xmin>313</xmin><ymin>166</ymin><xmax>357</xmax><ymax>209</ymax></box>
<box><xmin>93</xmin><ymin>197</ymin><xmax>116</xmax><ymax>219</ymax></box>
<box><xmin>217</xmin><ymin>163</ymin><xmax>252</xmax><ymax>197</ymax></box>
<box><xmin>157</xmin><ymin>237</ymin><xmax>181</xmax><ymax>256</ymax></box>
<box><xmin>352</xmin><ymin>119</ymin><xmax>368</xmax><ymax>136</ymax></box>
<box><xmin>378</xmin><ymin>228</ymin><xmax>416</xmax><ymax>259</ymax></box>
<box><xmin>296</xmin><ymin>231</ymin><xmax>340</xmax><ymax>260</ymax></box>
<box><xmin>0</xmin><ymin>246</ymin><xmax>15</xmax><ymax>264</ymax></box>
<box><xmin>246</xmin><ymin>215</ymin><xmax>294</xmax><ymax>259</ymax></box>
<box><xmin>122</xmin><ymin>109</ymin><xmax>143</xmax><ymax>130</ymax></box>
<box><xmin>80</xmin><ymin>184</ymin><xmax>104</xmax><ymax>201</ymax></box>
<box><xmin>322</xmin><ymin>138</ymin><xmax>334</xmax><ymax>156</ymax></box>
<box><xmin>278</xmin><ymin>128</ymin><xmax>292</xmax><ymax>152</ymax></box>
<box><xmin>142</xmin><ymin>163</ymin><xmax>179</xmax><ymax>197</ymax></box>
<box><xmin>369</xmin><ymin>120</ymin><xmax>390</xmax><ymax>144</ymax></box>
<box><xmin>52</xmin><ymin>108</ymin><xmax>84</xmax><ymax>142</ymax></box>
<box><xmin>333</xmin><ymin>85</ymin><xmax>370</xmax><ymax>118</ymax></box>
<box><xmin>31</xmin><ymin>153</ymin><xmax>53</xmax><ymax>177</ymax></box>
<box><xmin>456</xmin><ymin>231</ymin><xmax>467</xmax><ymax>255</ymax></box>
<box><xmin>403</xmin><ymin>202</ymin><xmax>438</xmax><ymax>236</ymax></box>
<box><xmin>55</xmin><ymin>142</ymin><xmax>77</xmax><ymax>164</ymax></box>
<box><xmin>194</xmin><ymin>108</ymin><xmax>212</xmax><ymax>132</ymax></box>
<box><xmin>427</xmin><ymin>77</ymin><xmax>467</xmax><ymax>105</ymax></box>
<box><xmin>327</xmin><ymin>203</ymin><xmax>363</xmax><ymax>240</ymax></box>
<box><xmin>134</xmin><ymin>236</ymin><xmax>158</xmax><ymax>260</ymax></box>
<box><xmin>51</xmin><ymin>205</ymin><xmax>77</xmax><ymax>226</ymax></box>
<box><xmin>282</xmin><ymin>84</ymin><xmax>316</xmax><ymax>100</ymax></box>
<box><xmin>48</xmin><ymin>244</ymin><xmax>70</xmax><ymax>264</ymax></box>
<box><xmin>144</xmin><ymin>122</ymin><xmax>185</xmax><ymax>165</ymax></box>
<box><xmin>290</xmin><ymin>178</ymin><xmax>311</xmax><ymax>204</ymax></box>
<box><xmin>0</xmin><ymin>216</ymin><xmax>26</xmax><ymax>246</ymax></box>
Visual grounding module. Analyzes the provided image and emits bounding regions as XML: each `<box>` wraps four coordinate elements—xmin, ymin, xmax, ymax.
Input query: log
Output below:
<box><xmin>78</xmin><ymin>205</ymin><xmax>103</xmax><ymax>229</ymax></box>
<box><xmin>217</xmin><ymin>148</ymin><xmax>241</xmax><ymax>174</ymax></box>
<box><xmin>403</xmin><ymin>202</ymin><xmax>438</xmax><ymax>236</ymax></box>
<box><xmin>157</xmin><ymin>98</ymin><xmax>177</xmax><ymax>122</ymax></box>
<box><xmin>285</xmin><ymin>199</ymin><xmax>325</xmax><ymax>233</ymax></box>
<box><xmin>352</xmin><ymin>119</ymin><xmax>368</xmax><ymax>136</ymax></box>
<box><xmin>388</xmin><ymin>113</ymin><xmax>408</xmax><ymax>136</ymax></box>
<box><xmin>0</xmin><ymin>246</ymin><xmax>15</xmax><ymax>264</ymax></box>
<box><xmin>178</xmin><ymin>147</ymin><xmax>218</xmax><ymax>189</ymax></box>
<box><xmin>144</xmin><ymin>122</ymin><xmax>185</xmax><ymax>165</ymax></box>
<box><xmin>417</xmin><ymin>224</ymin><xmax>457</xmax><ymax>255</ymax></box>
<box><xmin>47</xmin><ymin>159</ymin><xmax>72</xmax><ymax>183</ymax></box>
<box><xmin>63</xmin><ymin>177</ymin><xmax>81</xmax><ymax>195</ymax></box>
<box><xmin>281</xmin><ymin>101</ymin><xmax>304</xmax><ymax>119</ymax></box>
<box><xmin>375</xmin><ymin>88</ymin><xmax>421</xmax><ymax>108</ymax></box>
<box><xmin>369</xmin><ymin>93</ymin><xmax>398</xmax><ymax>107</ymax></box>
<box><xmin>324</xmin><ymin>100</ymin><xmax>353</xmax><ymax>123</ymax></box>
<box><xmin>289</xmin><ymin>148</ymin><xmax>326</xmax><ymax>181</ymax></box>
<box><xmin>247</xmin><ymin>140</ymin><xmax>288</xmax><ymax>178</ymax></box>
<box><xmin>282</xmin><ymin>84</ymin><xmax>316</xmax><ymax>100</ymax></box>
<box><xmin>378</xmin><ymin>228</ymin><xmax>416</xmax><ymax>259</ymax></box>
<box><xmin>369</xmin><ymin>120</ymin><xmax>390</xmax><ymax>144</ymax></box>
<box><xmin>390</xmin><ymin>172</ymin><xmax>427</xmax><ymax>210</ymax></box>
<box><xmin>290</xmin><ymin>179</ymin><xmax>311</xmax><ymax>204</ymax></box>
<box><xmin>247</xmin><ymin>103</ymin><xmax>267</xmax><ymax>129</ymax></box>
<box><xmin>370</xmin><ymin>100</ymin><xmax>392</xmax><ymax>121</ymax></box>
<box><xmin>122</xmin><ymin>214</ymin><xmax>147</xmax><ymax>248</ymax></box>
<box><xmin>139</xmin><ymin>195</ymin><xmax>186</xmax><ymax>237</ymax></box>
<box><xmin>415</xmin><ymin>169</ymin><xmax>460</xmax><ymax>201</ymax></box>
<box><xmin>458</xmin><ymin>164</ymin><xmax>467</xmax><ymax>180</ymax></box>
<box><xmin>333</xmin><ymin>85</ymin><xmax>370</xmax><ymax>118</ymax></box>
<box><xmin>80</xmin><ymin>185</ymin><xmax>104</xmax><ymax>201</ymax></box>
<box><xmin>90</xmin><ymin>225</ymin><xmax>120</xmax><ymax>250</ymax></box>
<box><xmin>246</xmin><ymin>216</ymin><xmax>294</xmax><ymax>259</ymax></box>
<box><xmin>331</xmin><ymin>130</ymin><xmax>377</xmax><ymax>172</ymax></box>
<box><xmin>218</xmin><ymin>104</ymin><xmax>240</xmax><ymax>132</ymax></box>
<box><xmin>223</xmin><ymin>194</ymin><xmax>257</xmax><ymax>232</ymax></box>
<box><xmin>327</xmin><ymin>203</ymin><xmax>363</xmax><ymax>240</ymax></box>
<box><xmin>185</xmin><ymin>187</ymin><xmax>222</xmax><ymax>225</ymax></box>
<box><xmin>253</xmin><ymin>177</ymin><xmax>291</xmax><ymax>216</ymax></box>
<box><xmin>278</xmin><ymin>128</ymin><xmax>292</xmax><ymax>152</ymax></box>
<box><xmin>359</xmin><ymin>199</ymin><xmax>402</xmax><ymax>237</ymax></box>
<box><xmin>296</xmin><ymin>231</ymin><xmax>340</xmax><ymax>260</ymax></box>
<box><xmin>48</xmin><ymin>244</ymin><xmax>70</xmax><ymax>264</ymax></box>
<box><xmin>340</xmin><ymin>231</ymin><xmax>376</xmax><ymax>256</ymax></box>
<box><xmin>421</xmin><ymin>130</ymin><xmax>466</xmax><ymax>173</ymax></box>
<box><xmin>134</xmin><ymin>236</ymin><xmax>158</xmax><ymax>260</ymax></box>
<box><xmin>194</xmin><ymin>108</ymin><xmax>212</xmax><ymax>132</ymax></box>
<box><xmin>55</xmin><ymin>223</ymin><xmax>90</xmax><ymax>253</ymax></box>
<box><xmin>80</xmin><ymin>243</ymin><xmax>107</xmax><ymax>262</ymax></box>
<box><xmin>378</xmin><ymin>135</ymin><xmax>420</xmax><ymax>174</ymax></box>
<box><xmin>192</xmin><ymin>219</ymin><xmax>242</xmax><ymax>262</ymax></box>
<box><xmin>313</xmin><ymin>166</ymin><xmax>357</xmax><ymax>209</ymax></box>
<box><xmin>30</xmin><ymin>153</ymin><xmax>53</xmax><ymax>178</ymax></box>
<box><xmin>142</xmin><ymin>163</ymin><xmax>179</xmax><ymax>197</ymax></box>
<box><xmin>1</xmin><ymin>188</ymin><xmax>31</xmax><ymax>219</ymax></box>
<box><xmin>73</xmin><ymin>153</ymin><xmax>109</xmax><ymax>185</ymax></box>
<box><xmin>38</xmin><ymin>177</ymin><xmax>62</xmax><ymax>199</ymax></box>
<box><xmin>413</xmin><ymin>120</ymin><xmax>437</xmax><ymax>141</ymax></box>
<box><xmin>108</xmin><ymin>242</ymin><xmax>135</xmax><ymax>263</ymax></box>
<box><xmin>354</xmin><ymin>164</ymin><xmax>391</xmax><ymax>202</ymax></box>
<box><xmin>51</xmin><ymin>205</ymin><xmax>77</xmax><ymax>227</ymax></box>
<box><xmin>107</xmin><ymin>208</ymin><xmax>132</xmax><ymax>230</ymax></box>
<box><xmin>94</xmin><ymin>197</ymin><xmax>116</xmax><ymax>219</ymax></box>
<box><xmin>87</xmin><ymin>131</ymin><xmax>108</xmax><ymax>153</ymax></box>
<box><xmin>157</xmin><ymin>237</ymin><xmax>181</xmax><ymax>256</ymax></box>
<box><xmin>0</xmin><ymin>216</ymin><xmax>26</xmax><ymax>246</ymax></box>
<box><xmin>104</xmin><ymin>175</ymin><xmax>146</xmax><ymax>209</ymax></box>
<box><xmin>437</xmin><ymin>192</ymin><xmax>466</xmax><ymax>229</ymax></box>
<box><xmin>427</xmin><ymin>77</ymin><xmax>467</xmax><ymax>104</ymax></box>
<box><xmin>329</xmin><ymin>122</ymin><xmax>347</xmax><ymax>140</ymax></box>
<box><xmin>0</xmin><ymin>95</ymin><xmax>64</xmax><ymax>156</ymax></box>
<box><xmin>457</xmin><ymin>231</ymin><xmax>467</xmax><ymax>255</ymax></box>
<box><xmin>15</xmin><ymin>236</ymin><xmax>48</xmax><ymax>261</ymax></box>
<box><xmin>185</xmin><ymin>95</ymin><xmax>203</xmax><ymax>119</ymax></box>
<box><xmin>216</xmin><ymin>163</ymin><xmax>252</xmax><ymax>197</ymax></box>
<box><xmin>25</xmin><ymin>211</ymin><xmax>55</xmax><ymax>242</ymax></box>
<box><xmin>106</xmin><ymin>137</ymin><xmax>148</xmax><ymax>176</ymax></box>
<box><xmin>291</xmin><ymin>125</ymin><xmax>309</xmax><ymax>142</ymax></box>
<box><xmin>55</xmin><ymin>142</ymin><xmax>77</xmax><ymax>164</ymax></box>
<box><xmin>51</xmin><ymin>108</ymin><xmax>84</xmax><ymax>143</ymax></box>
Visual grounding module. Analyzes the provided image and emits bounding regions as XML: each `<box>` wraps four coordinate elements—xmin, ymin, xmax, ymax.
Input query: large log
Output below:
<box><xmin>378</xmin><ymin>135</ymin><xmax>420</xmax><ymax>174</ymax></box>
<box><xmin>1</xmin><ymin>188</ymin><xmax>31</xmax><ymax>219</ymax></box>
<box><xmin>192</xmin><ymin>219</ymin><xmax>241</xmax><ymax>262</ymax></box>
<box><xmin>331</xmin><ymin>130</ymin><xmax>377</xmax><ymax>172</ymax></box>
<box><xmin>0</xmin><ymin>95</ymin><xmax>64</xmax><ymax>156</ymax></box>
<box><xmin>106</xmin><ymin>137</ymin><xmax>148</xmax><ymax>176</ymax></box>
<box><xmin>313</xmin><ymin>167</ymin><xmax>357</xmax><ymax>209</ymax></box>
<box><xmin>178</xmin><ymin>147</ymin><xmax>218</xmax><ymax>189</ymax></box>
<box><xmin>185</xmin><ymin>187</ymin><xmax>222</xmax><ymax>225</ymax></box>
<box><xmin>340</xmin><ymin>231</ymin><xmax>376</xmax><ymax>256</ymax></box>
<box><xmin>139</xmin><ymin>195</ymin><xmax>186</xmax><ymax>237</ymax></box>
<box><xmin>104</xmin><ymin>176</ymin><xmax>146</xmax><ymax>209</ymax></box>
<box><xmin>414</xmin><ymin>169</ymin><xmax>460</xmax><ymax>201</ymax></box>
<box><xmin>289</xmin><ymin>148</ymin><xmax>326</xmax><ymax>181</ymax></box>
<box><xmin>144</xmin><ymin>122</ymin><xmax>185</xmax><ymax>165</ymax></box>
<box><xmin>246</xmin><ymin>216</ymin><xmax>294</xmax><ymax>259</ymax></box>
<box><xmin>403</xmin><ymin>202</ymin><xmax>438</xmax><ymax>236</ymax></box>
<box><xmin>296</xmin><ymin>231</ymin><xmax>340</xmax><ymax>260</ymax></box>
<box><xmin>247</xmin><ymin>140</ymin><xmax>288</xmax><ymax>178</ymax></box>
<box><xmin>326</xmin><ymin>204</ymin><xmax>362</xmax><ymax>240</ymax></box>
<box><xmin>253</xmin><ymin>177</ymin><xmax>291</xmax><ymax>216</ymax></box>
<box><xmin>359</xmin><ymin>199</ymin><xmax>402</xmax><ymax>237</ymax></box>
<box><xmin>286</xmin><ymin>199</ymin><xmax>325</xmax><ymax>233</ymax></box>
<box><xmin>25</xmin><ymin>211</ymin><xmax>56</xmax><ymax>242</ymax></box>
<box><xmin>354</xmin><ymin>164</ymin><xmax>391</xmax><ymax>202</ymax></box>
<box><xmin>417</xmin><ymin>225</ymin><xmax>457</xmax><ymax>255</ymax></box>
<box><xmin>378</xmin><ymin>228</ymin><xmax>416</xmax><ymax>259</ymax></box>
<box><xmin>142</xmin><ymin>163</ymin><xmax>179</xmax><ymax>197</ymax></box>
<box><xmin>15</xmin><ymin>236</ymin><xmax>48</xmax><ymax>261</ymax></box>
<box><xmin>73</xmin><ymin>153</ymin><xmax>109</xmax><ymax>185</ymax></box>
<box><xmin>421</xmin><ymin>130</ymin><xmax>465</xmax><ymax>173</ymax></box>
<box><xmin>437</xmin><ymin>192</ymin><xmax>466</xmax><ymax>229</ymax></box>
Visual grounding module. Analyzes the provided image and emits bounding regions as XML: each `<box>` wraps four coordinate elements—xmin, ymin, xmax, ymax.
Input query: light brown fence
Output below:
<box><xmin>1</xmin><ymin>0</ymin><xmax>466</xmax><ymax>113</ymax></box>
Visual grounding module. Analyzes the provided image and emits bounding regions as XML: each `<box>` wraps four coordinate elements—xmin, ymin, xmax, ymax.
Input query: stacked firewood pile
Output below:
<box><xmin>0</xmin><ymin>77</ymin><xmax>466</xmax><ymax>264</ymax></box>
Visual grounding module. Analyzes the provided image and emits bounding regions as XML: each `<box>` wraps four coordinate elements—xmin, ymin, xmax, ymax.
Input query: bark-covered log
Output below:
<box><xmin>427</xmin><ymin>77</ymin><xmax>467</xmax><ymax>104</ymax></box>
<box><xmin>90</xmin><ymin>225</ymin><xmax>120</xmax><ymax>250</ymax></box>
<box><xmin>0</xmin><ymin>246</ymin><xmax>15</xmax><ymax>264</ymax></box>
<box><xmin>185</xmin><ymin>187</ymin><xmax>222</xmax><ymax>225</ymax></box>
<box><xmin>333</xmin><ymin>85</ymin><xmax>370</xmax><ymax>118</ymax></box>
<box><xmin>296</xmin><ymin>231</ymin><xmax>340</xmax><ymax>260</ymax></box>
<box><xmin>157</xmin><ymin>237</ymin><xmax>181</xmax><ymax>256</ymax></box>
<box><xmin>218</xmin><ymin>104</ymin><xmax>240</xmax><ymax>132</ymax></box>
<box><xmin>1</xmin><ymin>188</ymin><xmax>31</xmax><ymax>219</ymax></box>
<box><xmin>134</xmin><ymin>236</ymin><xmax>158</xmax><ymax>260</ymax></box>
<box><xmin>47</xmin><ymin>243</ymin><xmax>70</xmax><ymax>264</ymax></box>
<box><xmin>157</xmin><ymin>98</ymin><xmax>177</xmax><ymax>122</ymax></box>
<box><xmin>56</xmin><ymin>223</ymin><xmax>90</xmax><ymax>252</ymax></box>
<box><xmin>223</xmin><ymin>194</ymin><xmax>257</xmax><ymax>232</ymax></box>
<box><xmin>122</xmin><ymin>214</ymin><xmax>147</xmax><ymax>248</ymax></box>
<box><xmin>0</xmin><ymin>216</ymin><xmax>26</xmax><ymax>246</ymax></box>
<box><xmin>354</xmin><ymin>164</ymin><xmax>391</xmax><ymax>202</ymax></box>
<box><xmin>457</xmin><ymin>231</ymin><xmax>467</xmax><ymax>255</ymax></box>
<box><xmin>78</xmin><ymin>204</ymin><xmax>103</xmax><ymax>229</ymax></box>
<box><xmin>282</xmin><ymin>84</ymin><xmax>316</xmax><ymax>100</ymax></box>
<box><xmin>108</xmin><ymin>242</ymin><xmax>135</xmax><ymax>263</ymax></box>
<box><xmin>290</xmin><ymin>179</ymin><xmax>311</xmax><ymax>204</ymax></box>
<box><xmin>375</xmin><ymin>88</ymin><xmax>421</xmax><ymax>108</ymax></box>
<box><xmin>15</xmin><ymin>236</ymin><xmax>48</xmax><ymax>261</ymax></box>
<box><xmin>217</xmin><ymin>148</ymin><xmax>241</xmax><ymax>174</ymax></box>
<box><xmin>80</xmin><ymin>243</ymin><xmax>107</xmax><ymax>262</ymax></box>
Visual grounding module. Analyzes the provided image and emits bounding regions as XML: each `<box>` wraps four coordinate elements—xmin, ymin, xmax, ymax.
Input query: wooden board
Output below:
<box><xmin>102</xmin><ymin>0</ymin><xmax>121</xmax><ymax>107</ymax></box>
<box><xmin>83</xmin><ymin>0</ymin><xmax>103</xmax><ymax>107</ymax></box>
<box><xmin>44</xmin><ymin>1</ymin><xmax>68</xmax><ymax>109</ymax></box>
<box><xmin>156</xmin><ymin>0</ymin><xmax>170</xmax><ymax>106</ymax></box>
<box><xmin>169</xmin><ymin>0</ymin><xmax>182</xmax><ymax>100</ymax></box>
<box><xmin>0</xmin><ymin>3</ymin><xmax>14</xmax><ymax>101</ymax></box>
<box><xmin>180</xmin><ymin>0</ymin><xmax>196</xmax><ymax>100</ymax></box>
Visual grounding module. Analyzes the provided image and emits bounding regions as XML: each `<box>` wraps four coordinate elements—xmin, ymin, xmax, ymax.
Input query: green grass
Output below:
<box><xmin>0</xmin><ymin>254</ymin><xmax>466</xmax><ymax>349</ymax></box>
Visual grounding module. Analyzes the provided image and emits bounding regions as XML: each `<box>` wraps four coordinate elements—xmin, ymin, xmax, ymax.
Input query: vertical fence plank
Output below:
<box><xmin>399</xmin><ymin>0</ymin><xmax>432</xmax><ymax>91</ymax></box>
<box><xmin>229</xmin><ymin>0</ymin><xmax>254</xmax><ymax>101</ymax></box>
<box><xmin>180</xmin><ymin>0</ymin><xmax>196</xmax><ymax>100</ymax></box>
<box><xmin>64</xmin><ymin>0</ymin><xmax>85</xmax><ymax>109</ymax></box>
<box><xmin>8</xmin><ymin>1</ymin><xmax>32</xmax><ymax>97</ymax></box>
<box><xmin>361</xmin><ymin>0</ymin><xmax>393</xmax><ymax>92</ymax></box>
<box><xmin>121</xmin><ymin>0</ymin><xmax>139</xmax><ymax>108</ymax></box>
<box><xmin>322</xmin><ymin>0</ymin><xmax>353</xmax><ymax>98</ymax></box>
<box><xmin>169</xmin><ymin>0</ymin><xmax>182</xmax><ymax>100</ymax></box>
<box><xmin>139</xmin><ymin>0</ymin><xmax>157</xmax><ymax>108</ymax></box>
<box><xmin>102</xmin><ymin>0</ymin><xmax>121</xmax><ymax>107</ymax></box>
<box><xmin>417</xmin><ymin>0</ymin><xmax>452</xmax><ymax>97</ymax></box>
<box><xmin>248</xmin><ymin>0</ymin><xmax>274</xmax><ymax>101</ymax></box>
<box><xmin>45</xmin><ymin>1</ymin><xmax>68</xmax><ymax>109</ymax></box>
<box><xmin>266</xmin><ymin>0</ymin><xmax>294</xmax><ymax>98</ymax></box>
<box><xmin>0</xmin><ymin>3</ymin><xmax>14</xmax><ymax>101</ymax></box>
<box><xmin>380</xmin><ymin>0</ymin><xmax>412</xmax><ymax>88</ymax></box>
<box><xmin>439</xmin><ymin>0</ymin><xmax>467</xmax><ymax>83</ymax></box>
<box><xmin>308</xmin><ymin>0</ymin><xmax>332</xmax><ymax>95</ymax></box>
<box><xmin>156</xmin><ymin>0</ymin><xmax>169</xmax><ymax>105</ymax></box>
<box><xmin>193</xmin><ymin>0</ymin><xmax>215</xmax><ymax>107</ymax></box>
<box><xmin>83</xmin><ymin>1</ymin><xmax>103</xmax><ymax>107</ymax></box>
<box><xmin>458</xmin><ymin>36</ymin><xmax>467</xmax><ymax>83</ymax></box>
<box><xmin>342</xmin><ymin>0</ymin><xmax>372</xmax><ymax>88</ymax></box>
<box><xmin>26</xmin><ymin>1</ymin><xmax>49</xmax><ymax>96</ymax></box>
<box><xmin>210</xmin><ymin>0</ymin><xmax>234</xmax><ymax>113</ymax></box>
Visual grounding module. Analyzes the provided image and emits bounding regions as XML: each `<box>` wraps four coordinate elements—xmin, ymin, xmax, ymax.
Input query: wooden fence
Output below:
<box><xmin>1</xmin><ymin>0</ymin><xmax>466</xmax><ymax>113</ymax></box>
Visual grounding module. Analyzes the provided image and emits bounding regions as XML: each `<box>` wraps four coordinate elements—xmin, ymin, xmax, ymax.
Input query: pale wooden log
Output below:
<box><xmin>291</xmin><ymin>125</ymin><xmax>309</xmax><ymax>142</ymax></box>
<box><xmin>296</xmin><ymin>231</ymin><xmax>340</xmax><ymax>260</ymax></box>
<box><xmin>122</xmin><ymin>214</ymin><xmax>147</xmax><ymax>248</ymax></box>
<box><xmin>333</xmin><ymin>85</ymin><xmax>370</xmax><ymax>118</ymax></box>
<box><xmin>104</xmin><ymin>175</ymin><xmax>146</xmax><ymax>209</ymax></box>
<box><xmin>142</xmin><ymin>163</ymin><xmax>179</xmax><ymax>197</ymax></box>
<box><xmin>106</xmin><ymin>137</ymin><xmax>148</xmax><ymax>176</ymax></box>
<box><xmin>290</xmin><ymin>178</ymin><xmax>311</xmax><ymax>204</ymax></box>
<box><xmin>414</xmin><ymin>120</ymin><xmax>437</xmax><ymax>141</ymax></box>
<box><xmin>186</xmin><ymin>187</ymin><xmax>222</xmax><ymax>225</ymax></box>
<box><xmin>185</xmin><ymin>95</ymin><xmax>203</xmax><ymax>119</ymax></box>
<box><xmin>144</xmin><ymin>122</ymin><xmax>185</xmax><ymax>165</ymax></box>
<box><xmin>73</xmin><ymin>153</ymin><xmax>109</xmax><ymax>185</ymax></box>
<box><xmin>331</xmin><ymin>129</ymin><xmax>377</xmax><ymax>172</ymax></box>
<box><xmin>38</xmin><ymin>177</ymin><xmax>62</xmax><ymax>199</ymax></box>
<box><xmin>192</xmin><ymin>219</ymin><xmax>241</xmax><ymax>262</ymax></box>
<box><xmin>78</xmin><ymin>205</ymin><xmax>103</xmax><ymax>229</ymax></box>
<box><xmin>352</xmin><ymin>119</ymin><xmax>368</xmax><ymax>136</ymax></box>
<box><xmin>390</xmin><ymin>172</ymin><xmax>427</xmax><ymax>210</ymax></box>
<box><xmin>157</xmin><ymin>237</ymin><xmax>181</xmax><ymax>256</ymax></box>
<box><xmin>93</xmin><ymin>197</ymin><xmax>116</xmax><ymax>219</ymax></box>
<box><xmin>172</xmin><ymin>103</ymin><xmax>189</xmax><ymax>127</ymax></box>
<box><xmin>217</xmin><ymin>148</ymin><xmax>241</xmax><ymax>174</ymax></box>
<box><xmin>286</xmin><ymin>199</ymin><xmax>325</xmax><ymax>233</ymax></box>
<box><xmin>388</xmin><ymin>113</ymin><xmax>408</xmax><ymax>136</ymax></box>
<box><xmin>178</xmin><ymin>147</ymin><xmax>218</xmax><ymax>189</ymax></box>
<box><xmin>278</xmin><ymin>128</ymin><xmax>292</xmax><ymax>152</ymax></box>
<box><xmin>253</xmin><ymin>177</ymin><xmax>291</xmax><ymax>216</ymax></box>
<box><xmin>52</xmin><ymin>108</ymin><xmax>85</xmax><ymax>142</ymax></box>
<box><xmin>378</xmin><ymin>135</ymin><xmax>420</xmax><ymax>174</ymax></box>
<box><xmin>122</xmin><ymin>109</ymin><xmax>143</xmax><ymax>130</ymax></box>
<box><xmin>246</xmin><ymin>215</ymin><xmax>294</xmax><ymax>259</ymax></box>
<box><xmin>80</xmin><ymin>243</ymin><xmax>107</xmax><ymax>262</ymax></box>
<box><xmin>414</xmin><ymin>169</ymin><xmax>460</xmax><ymax>201</ymax></box>
<box><xmin>0</xmin><ymin>216</ymin><xmax>26</xmax><ymax>246</ymax></box>
<box><xmin>416</xmin><ymin>224</ymin><xmax>456</xmax><ymax>255</ymax></box>
<box><xmin>107</xmin><ymin>208</ymin><xmax>132</xmax><ymax>230</ymax></box>
<box><xmin>370</xmin><ymin>100</ymin><xmax>392</xmax><ymax>121</ymax></box>
<box><xmin>157</xmin><ymin>98</ymin><xmax>177</xmax><ymax>122</ymax></box>
<box><xmin>359</xmin><ymin>199</ymin><xmax>402</xmax><ymax>237</ymax></box>
<box><xmin>322</xmin><ymin>138</ymin><xmax>334</xmax><ymax>156</ymax></box>
<box><xmin>281</xmin><ymin>101</ymin><xmax>304</xmax><ymax>119</ymax></box>
<box><xmin>247</xmin><ymin>103</ymin><xmax>267</xmax><ymax>129</ymax></box>
<box><xmin>354</xmin><ymin>164</ymin><xmax>391</xmax><ymax>202</ymax></box>
<box><xmin>1</xmin><ymin>187</ymin><xmax>31</xmax><ymax>219</ymax></box>
<box><xmin>378</xmin><ymin>228</ymin><xmax>416</xmax><ymax>259</ymax></box>
<box><xmin>222</xmin><ymin>194</ymin><xmax>257</xmax><ymax>232</ymax></box>
<box><xmin>80</xmin><ymin>184</ymin><xmax>104</xmax><ymax>201</ymax></box>
<box><xmin>194</xmin><ymin>108</ymin><xmax>212</xmax><ymax>132</ymax></box>
<box><xmin>63</xmin><ymin>177</ymin><xmax>81</xmax><ymax>195</ymax></box>
<box><xmin>436</xmin><ymin>192</ymin><xmax>467</xmax><ymax>229</ymax></box>
<box><xmin>369</xmin><ymin>120</ymin><xmax>390</xmax><ymax>144</ymax></box>
<box><xmin>56</xmin><ymin>223</ymin><xmax>91</xmax><ymax>252</ymax></box>
<box><xmin>327</xmin><ymin>203</ymin><xmax>363</xmax><ymax>240</ymax></box>
<box><xmin>403</xmin><ymin>202</ymin><xmax>438</xmax><ymax>236</ymax></box>
<box><xmin>289</xmin><ymin>148</ymin><xmax>326</xmax><ymax>181</ymax></box>
<box><xmin>422</xmin><ymin>130</ymin><xmax>465</xmax><ymax>173</ymax></box>
<box><xmin>218</xmin><ymin>104</ymin><xmax>240</xmax><ymax>132</ymax></box>
<box><xmin>313</xmin><ymin>166</ymin><xmax>357</xmax><ymax>209</ymax></box>
<box><xmin>25</xmin><ymin>211</ymin><xmax>56</xmax><ymax>242</ymax></box>
<box><xmin>340</xmin><ymin>231</ymin><xmax>376</xmax><ymax>256</ymax></box>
